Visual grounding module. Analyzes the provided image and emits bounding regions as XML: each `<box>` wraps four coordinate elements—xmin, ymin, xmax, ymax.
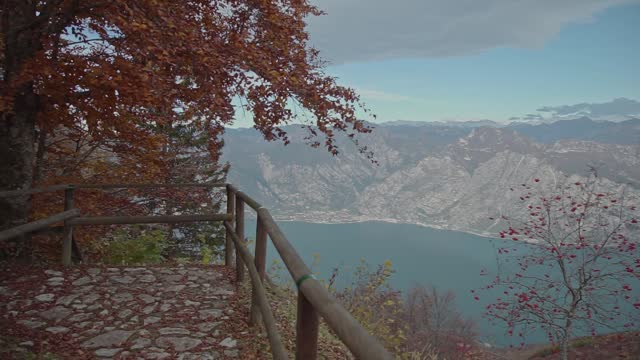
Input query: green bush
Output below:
<box><xmin>201</xmin><ymin>245</ymin><xmax>214</xmax><ymax>265</ymax></box>
<box><xmin>105</xmin><ymin>228</ymin><xmax>168</xmax><ymax>265</ymax></box>
<box><xmin>196</xmin><ymin>231</ymin><xmax>227</xmax><ymax>264</ymax></box>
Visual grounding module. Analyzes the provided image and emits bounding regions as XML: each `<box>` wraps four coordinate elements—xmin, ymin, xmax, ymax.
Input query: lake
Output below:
<box><xmin>242</xmin><ymin>219</ymin><xmax>639</xmax><ymax>346</ymax></box>
<box><xmin>243</xmin><ymin>220</ymin><xmax>526</xmax><ymax>345</ymax></box>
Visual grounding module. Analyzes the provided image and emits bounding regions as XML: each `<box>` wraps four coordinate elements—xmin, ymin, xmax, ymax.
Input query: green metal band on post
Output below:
<box><xmin>296</xmin><ymin>273</ymin><xmax>317</xmax><ymax>288</ymax></box>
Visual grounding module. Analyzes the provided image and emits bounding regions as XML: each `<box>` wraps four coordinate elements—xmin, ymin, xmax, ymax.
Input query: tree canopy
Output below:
<box><xmin>0</xmin><ymin>0</ymin><xmax>372</xmax><ymax>230</ymax></box>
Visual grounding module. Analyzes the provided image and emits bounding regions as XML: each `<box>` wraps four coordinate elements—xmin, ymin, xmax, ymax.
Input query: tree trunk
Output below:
<box><xmin>0</xmin><ymin>88</ymin><xmax>38</xmax><ymax>241</ymax></box>
<box><xmin>560</xmin><ymin>316</ymin><xmax>573</xmax><ymax>360</ymax></box>
<box><xmin>0</xmin><ymin>2</ymin><xmax>42</xmax><ymax>257</ymax></box>
<box><xmin>33</xmin><ymin>126</ymin><xmax>47</xmax><ymax>184</ymax></box>
<box><xmin>560</xmin><ymin>338</ymin><xmax>569</xmax><ymax>360</ymax></box>
<box><xmin>0</xmin><ymin>93</ymin><xmax>38</xmax><ymax>259</ymax></box>
<box><xmin>0</xmin><ymin>91</ymin><xmax>37</xmax><ymax>224</ymax></box>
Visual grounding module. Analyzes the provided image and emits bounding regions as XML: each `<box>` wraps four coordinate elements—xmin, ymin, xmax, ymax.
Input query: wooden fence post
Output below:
<box><xmin>235</xmin><ymin>193</ymin><xmax>245</xmax><ymax>282</ymax></box>
<box><xmin>249</xmin><ymin>214</ymin><xmax>267</xmax><ymax>326</ymax></box>
<box><xmin>62</xmin><ymin>186</ymin><xmax>75</xmax><ymax>266</ymax></box>
<box><xmin>296</xmin><ymin>291</ymin><xmax>319</xmax><ymax>360</ymax></box>
<box><xmin>225</xmin><ymin>185</ymin><xmax>235</xmax><ymax>267</ymax></box>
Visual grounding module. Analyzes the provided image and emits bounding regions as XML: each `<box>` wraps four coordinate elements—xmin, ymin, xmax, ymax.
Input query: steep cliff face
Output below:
<box><xmin>222</xmin><ymin>121</ymin><xmax>639</xmax><ymax>236</ymax></box>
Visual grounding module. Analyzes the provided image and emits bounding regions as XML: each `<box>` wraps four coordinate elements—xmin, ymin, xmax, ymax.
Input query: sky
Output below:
<box><xmin>231</xmin><ymin>0</ymin><xmax>640</xmax><ymax>127</ymax></box>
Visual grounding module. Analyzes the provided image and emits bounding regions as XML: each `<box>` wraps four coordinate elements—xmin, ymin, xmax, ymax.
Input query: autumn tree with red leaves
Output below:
<box><xmin>479</xmin><ymin>171</ymin><xmax>640</xmax><ymax>360</ymax></box>
<box><xmin>0</xmin><ymin>0</ymin><xmax>373</xmax><ymax>234</ymax></box>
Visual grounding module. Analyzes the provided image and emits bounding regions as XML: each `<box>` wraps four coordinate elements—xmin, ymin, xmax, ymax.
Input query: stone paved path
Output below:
<box><xmin>0</xmin><ymin>264</ymin><xmax>244</xmax><ymax>359</ymax></box>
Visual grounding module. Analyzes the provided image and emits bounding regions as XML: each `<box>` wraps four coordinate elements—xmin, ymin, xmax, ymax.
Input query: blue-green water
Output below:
<box><xmin>243</xmin><ymin>220</ymin><xmax>638</xmax><ymax>346</ymax></box>
<box><xmin>243</xmin><ymin>220</ymin><xmax>521</xmax><ymax>345</ymax></box>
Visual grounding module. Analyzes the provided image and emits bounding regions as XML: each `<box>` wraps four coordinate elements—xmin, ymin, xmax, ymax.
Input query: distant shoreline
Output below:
<box><xmin>242</xmin><ymin>211</ymin><xmax>541</xmax><ymax>244</ymax></box>
<box><xmin>270</xmin><ymin>216</ymin><xmax>503</xmax><ymax>240</ymax></box>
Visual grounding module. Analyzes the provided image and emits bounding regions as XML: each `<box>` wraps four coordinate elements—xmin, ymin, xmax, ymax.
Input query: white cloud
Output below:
<box><xmin>307</xmin><ymin>0</ymin><xmax>637</xmax><ymax>63</ymax></box>
<box><xmin>537</xmin><ymin>98</ymin><xmax>640</xmax><ymax>117</ymax></box>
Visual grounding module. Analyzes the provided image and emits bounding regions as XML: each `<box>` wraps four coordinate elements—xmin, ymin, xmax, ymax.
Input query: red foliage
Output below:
<box><xmin>479</xmin><ymin>171</ymin><xmax>640</xmax><ymax>356</ymax></box>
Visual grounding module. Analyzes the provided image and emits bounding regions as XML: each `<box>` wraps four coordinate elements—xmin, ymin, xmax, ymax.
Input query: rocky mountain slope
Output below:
<box><xmin>222</xmin><ymin>119</ymin><xmax>640</xmax><ymax>236</ymax></box>
<box><xmin>507</xmin><ymin>117</ymin><xmax>640</xmax><ymax>144</ymax></box>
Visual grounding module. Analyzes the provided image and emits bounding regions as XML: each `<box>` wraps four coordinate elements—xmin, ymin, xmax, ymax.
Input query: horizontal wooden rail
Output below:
<box><xmin>224</xmin><ymin>221</ymin><xmax>289</xmax><ymax>360</ymax></box>
<box><xmin>68</xmin><ymin>213</ymin><xmax>232</xmax><ymax>226</ymax></box>
<box><xmin>0</xmin><ymin>185</ymin><xmax>72</xmax><ymax>198</ymax></box>
<box><xmin>0</xmin><ymin>182</ymin><xmax>226</xmax><ymax>198</ymax></box>
<box><xmin>0</xmin><ymin>209</ymin><xmax>80</xmax><ymax>242</ymax></box>
<box><xmin>73</xmin><ymin>182</ymin><xmax>226</xmax><ymax>190</ymax></box>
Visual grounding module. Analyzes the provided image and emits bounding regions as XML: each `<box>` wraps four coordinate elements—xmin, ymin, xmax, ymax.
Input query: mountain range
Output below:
<box><xmin>222</xmin><ymin>117</ymin><xmax>640</xmax><ymax>237</ymax></box>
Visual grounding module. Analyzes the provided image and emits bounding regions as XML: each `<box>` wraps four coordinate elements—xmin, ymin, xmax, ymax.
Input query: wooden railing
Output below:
<box><xmin>0</xmin><ymin>183</ymin><xmax>229</xmax><ymax>265</ymax></box>
<box><xmin>0</xmin><ymin>183</ymin><xmax>393</xmax><ymax>359</ymax></box>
